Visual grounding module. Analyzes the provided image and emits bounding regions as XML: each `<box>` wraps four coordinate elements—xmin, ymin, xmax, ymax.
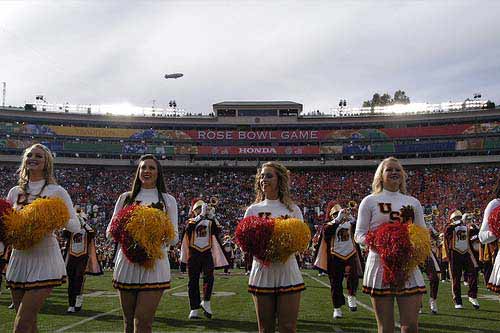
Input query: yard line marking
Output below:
<box><xmin>55</xmin><ymin>282</ymin><xmax>188</xmax><ymax>333</ymax></box>
<box><xmin>303</xmin><ymin>272</ymin><xmax>402</xmax><ymax>329</ymax></box>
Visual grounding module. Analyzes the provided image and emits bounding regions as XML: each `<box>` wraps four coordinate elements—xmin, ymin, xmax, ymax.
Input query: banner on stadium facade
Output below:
<box><xmin>187</xmin><ymin>130</ymin><xmax>324</xmax><ymax>141</ymax></box>
<box><xmin>456</xmin><ymin>138</ymin><xmax>484</xmax><ymax>151</ymax></box>
<box><xmin>320</xmin><ymin>145</ymin><xmax>343</xmax><ymax>154</ymax></box>
<box><xmin>5</xmin><ymin>121</ymin><xmax>499</xmax><ymax>141</ymax></box>
<box><xmin>197</xmin><ymin>146</ymin><xmax>320</xmax><ymax>155</ymax></box>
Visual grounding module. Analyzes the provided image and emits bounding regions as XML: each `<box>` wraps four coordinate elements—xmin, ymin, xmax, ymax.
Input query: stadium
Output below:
<box><xmin>1</xmin><ymin>98</ymin><xmax>500</xmax><ymax>332</ymax></box>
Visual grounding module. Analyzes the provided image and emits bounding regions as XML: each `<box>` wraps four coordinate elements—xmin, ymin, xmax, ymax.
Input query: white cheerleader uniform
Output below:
<box><xmin>354</xmin><ymin>189</ymin><xmax>427</xmax><ymax>297</ymax></box>
<box><xmin>244</xmin><ymin>199</ymin><xmax>305</xmax><ymax>295</ymax></box>
<box><xmin>6</xmin><ymin>180</ymin><xmax>81</xmax><ymax>289</ymax></box>
<box><xmin>106</xmin><ymin>188</ymin><xmax>178</xmax><ymax>290</ymax></box>
<box><xmin>479</xmin><ymin>198</ymin><xmax>500</xmax><ymax>293</ymax></box>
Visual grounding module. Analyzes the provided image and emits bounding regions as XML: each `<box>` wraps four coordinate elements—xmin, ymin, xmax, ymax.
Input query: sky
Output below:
<box><xmin>0</xmin><ymin>0</ymin><xmax>499</xmax><ymax>115</ymax></box>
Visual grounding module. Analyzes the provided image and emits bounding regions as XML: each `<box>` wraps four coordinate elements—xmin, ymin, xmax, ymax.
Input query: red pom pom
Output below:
<box><xmin>488</xmin><ymin>205</ymin><xmax>500</xmax><ymax>239</ymax></box>
<box><xmin>366</xmin><ymin>222</ymin><xmax>412</xmax><ymax>286</ymax></box>
<box><xmin>109</xmin><ymin>205</ymin><xmax>137</xmax><ymax>243</ymax></box>
<box><xmin>109</xmin><ymin>205</ymin><xmax>152</xmax><ymax>267</ymax></box>
<box><xmin>0</xmin><ymin>199</ymin><xmax>13</xmax><ymax>243</ymax></box>
<box><xmin>235</xmin><ymin>216</ymin><xmax>275</xmax><ymax>265</ymax></box>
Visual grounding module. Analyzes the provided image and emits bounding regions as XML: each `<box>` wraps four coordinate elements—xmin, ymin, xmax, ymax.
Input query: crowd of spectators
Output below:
<box><xmin>0</xmin><ymin>163</ymin><xmax>497</xmax><ymax>270</ymax></box>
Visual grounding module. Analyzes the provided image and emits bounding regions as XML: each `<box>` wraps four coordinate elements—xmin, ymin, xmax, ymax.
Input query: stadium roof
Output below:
<box><xmin>213</xmin><ymin>101</ymin><xmax>302</xmax><ymax>106</ymax></box>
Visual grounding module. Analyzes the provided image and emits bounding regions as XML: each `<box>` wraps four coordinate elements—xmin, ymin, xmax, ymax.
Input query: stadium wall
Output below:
<box><xmin>1</xmin><ymin>154</ymin><xmax>500</xmax><ymax>168</ymax></box>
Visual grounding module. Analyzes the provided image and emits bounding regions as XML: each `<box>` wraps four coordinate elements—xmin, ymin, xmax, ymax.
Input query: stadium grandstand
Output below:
<box><xmin>0</xmin><ymin>98</ymin><xmax>498</xmax><ymax>166</ymax></box>
<box><xmin>1</xmin><ymin>98</ymin><xmax>500</xmax><ymax>332</ymax></box>
<box><xmin>0</xmin><ymin>98</ymin><xmax>498</xmax><ymax>232</ymax></box>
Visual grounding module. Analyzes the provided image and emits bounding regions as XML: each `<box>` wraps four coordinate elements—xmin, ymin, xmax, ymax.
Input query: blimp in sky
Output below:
<box><xmin>164</xmin><ymin>73</ymin><xmax>184</xmax><ymax>79</ymax></box>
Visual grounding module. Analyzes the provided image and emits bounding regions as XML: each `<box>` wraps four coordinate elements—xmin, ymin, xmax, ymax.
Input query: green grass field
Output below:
<box><xmin>1</xmin><ymin>269</ymin><xmax>499</xmax><ymax>332</ymax></box>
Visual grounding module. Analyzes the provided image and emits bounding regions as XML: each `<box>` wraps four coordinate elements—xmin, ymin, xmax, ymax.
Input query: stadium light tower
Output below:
<box><xmin>163</xmin><ymin>73</ymin><xmax>184</xmax><ymax>116</ymax></box>
<box><xmin>2</xmin><ymin>82</ymin><xmax>5</xmax><ymax>107</ymax></box>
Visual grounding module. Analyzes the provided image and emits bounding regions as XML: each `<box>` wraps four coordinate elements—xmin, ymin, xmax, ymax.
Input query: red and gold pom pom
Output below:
<box><xmin>366</xmin><ymin>222</ymin><xmax>413</xmax><ymax>286</ymax></box>
<box><xmin>408</xmin><ymin>224</ymin><xmax>431</xmax><ymax>269</ymax></box>
<box><xmin>267</xmin><ymin>218</ymin><xmax>311</xmax><ymax>263</ymax></box>
<box><xmin>235</xmin><ymin>216</ymin><xmax>311</xmax><ymax>264</ymax></box>
<box><xmin>4</xmin><ymin>197</ymin><xmax>69</xmax><ymax>250</ymax></box>
<box><xmin>235</xmin><ymin>216</ymin><xmax>275</xmax><ymax>265</ymax></box>
<box><xmin>0</xmin><ymin>199</ymin><xmax>13</xmax><ymax>243</ymax></box>
<box><xmin>110</xmin><ymin>205</ymin><xmax>174</xmax><ymax>268</ymax></box>
<box><xmin>367</xmin><ymin>219</ymin><xmax>431</xmax><ymax>287</ymax></box>
<box><xmin>488</xmin><ymin>205</ymin><xmax>500</xmax><ymax>239</ymax></box>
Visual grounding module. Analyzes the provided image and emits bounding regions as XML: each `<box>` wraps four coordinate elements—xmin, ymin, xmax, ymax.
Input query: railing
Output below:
<box><xmin>303</xmin><ymin>100</ymin><xmax>490</xmax><ymax>118</ymax></box>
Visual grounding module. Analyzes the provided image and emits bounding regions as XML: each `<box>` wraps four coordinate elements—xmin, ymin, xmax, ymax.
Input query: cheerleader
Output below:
<box><xmin>6</xmin><ymin>144</ymin><xmax>81</xmax><ymax>333</ymax></box>
<box><xmin>106</xmin><ymin>155</ymin><xmax>178</xmax><ymax>333</ymax></box>
<box><xmin>244</xmin><ymin>162</ymin><xmax>304</xmax><ymax>333</ymax></box>
<box><xmin>354</xmin><ymin>157</ymin><xmax>426</xmax><ymax>333</ymax></box>
<box><xmin>479</xmin><ymin>177</ymin><xmax>500</xmax><ymax>294</ymax></box>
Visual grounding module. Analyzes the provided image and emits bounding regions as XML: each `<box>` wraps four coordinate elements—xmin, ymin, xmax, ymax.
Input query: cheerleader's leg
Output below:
<box><xmin>252</xmin><ymin>294</ymin><xmax>277</xmax><ymax>333</ymax></box>
<box><xmin>13</xmin><ymin>287</ymin><xmax>53</xmax><ymax>333</ymax></box>
<box><xmin>371</xmin><ymin>296</ymin><xmax>395</xmax><ymax>333</ymax></box>
<box><xmin>134</xmin><ymin>290</ymin><xmax>164</xmax><ymax>333</ymax></box>
<box><xmin>277</xmin><ymin>291</ymin><xmax>301</xmax><ymax>333</ymax></box>
<box><xmin>397</xmin><ymin>294</ymin><xmax>422</xmax><ymax>333</ymax></box>
<box><xmin>118</xmin><ymin>290</ymin><xmax>137</xmax><ymax>333</ymax></box>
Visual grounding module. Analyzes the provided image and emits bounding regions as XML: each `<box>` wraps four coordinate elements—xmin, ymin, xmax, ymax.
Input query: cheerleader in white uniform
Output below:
<box><xmin>479</xmin><ymin>180</ymin><xmax>500</xmax><ymax>294</ymax></box>
<box><xmin>354</xmin><ymin>157</ymin><xmax>426</xmax><ymax>333</ymax></box>
<box><xmin>6</xmin><ymin>144</ymin><xmax>81</xmax><ymax>333</ymax></box>
<box><xmin>244</xmin><ymin>162</ymin><xmax>304</xmax><ymax>333</ymax></box>
<box><xmin>106</xmin><ymin>155</ymin><xmax>178</xmax><ymax>333</ymax></box>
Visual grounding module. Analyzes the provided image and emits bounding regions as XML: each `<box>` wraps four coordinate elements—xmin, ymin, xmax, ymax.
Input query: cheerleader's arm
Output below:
<box><xmin>292</xmin><ymin>204</ymin><xmax>304</xmax><ymax>220</ymax></box>
<box><xmin>413</xmin><ymin>198</ymin><xmax>426</xmax><ymax>228</ymax></box>
<box><xmin>479</xmin><ymin>200</ymin><xmax>498</xmax><ymax>244</ymax></box>
<box><xmin>165</xmin><ymin>194</ymin><xmax>179</xmax><ymax>246</ymax></box>
<box><xmin>106</xmin><ymin>193</ymin><xmax>127</xmax><ymax>240</ymax></box>
<box><xmin>354</xmin><ymin>197</ymin><xmax>371</xmax><ymax>245</ymax></box>
<box><xmin>56</xmin><ymin>187</ymin><xmax>82</xmax><ymax>233</ymax></box>
<box><xmin>6</xmin><ymin>187</ymin><xmax>17</xmax><ymax>206</ymax></box>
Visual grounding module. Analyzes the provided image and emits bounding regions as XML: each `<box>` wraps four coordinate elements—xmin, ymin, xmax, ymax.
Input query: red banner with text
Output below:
<box><xmin>197</xmin><ymin>146</ymin><xmax>320</xmax><ymax>155</ymax></box>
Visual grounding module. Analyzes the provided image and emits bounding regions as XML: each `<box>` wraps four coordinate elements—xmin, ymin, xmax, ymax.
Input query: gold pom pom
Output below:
<box><xmin>266</xmin><ymin>218</ymin><xmax>311</xmax><ymax>263</ymax></box>
<box><xmin>125</xmin><ymin>206</ymin><xmax>175</xmax><ymax>262</ymax></box>
<box><xmin>408</xmin><ymin>224</ymin><xmax>431</xmax><ymax>270</ymax></box>
<box><xmin>5</xmin><ymin>197</ymin><xmax>70</xmax><ymax>250</ymax></box>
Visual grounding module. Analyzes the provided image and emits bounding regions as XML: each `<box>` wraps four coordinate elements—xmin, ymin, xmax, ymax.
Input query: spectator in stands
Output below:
<box><xmin>106</xmin><ymin>155</ymin><xmax>178</xmax><ymax>333</ymax></box>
